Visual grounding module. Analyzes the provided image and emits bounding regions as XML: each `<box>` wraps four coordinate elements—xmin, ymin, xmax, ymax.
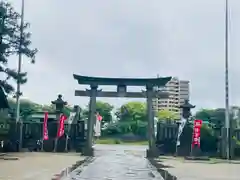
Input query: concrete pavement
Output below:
<box><xmin>156</xmin><ymin>157</ymin><xmax>240</xmax><ymax>180</ymax></box>
<box><xmin>0</xmin><ymin>152</ymin><xmax>85</xmax><ymax>180</ymax></box>
<box><xmin>64</xmin><ymin>144</ymin><xmax>163</xmax><ymax>180</ymax></box>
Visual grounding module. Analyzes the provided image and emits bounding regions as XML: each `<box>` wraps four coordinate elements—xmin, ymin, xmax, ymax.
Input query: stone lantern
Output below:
<box><xmin>176</xmin><ymin>99</ymin><xmax>196</xmax><ymax>157</ymax></box>
<box><xmin>51</xmin><ymin>94</ymin><xmax>67</xmax><ymax>114</ymax></box>
<box><xmin>180</xmin><ymin>99</ymin><xmax>195</xmax><ymax>120</ymax></box>
<box><xmin>51</xmin><ymin>94</ymin><xmax>67</xmax><ymax>152</ymax></box>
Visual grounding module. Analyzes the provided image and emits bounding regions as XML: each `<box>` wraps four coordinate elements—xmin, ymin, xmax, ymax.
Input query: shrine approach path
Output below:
<box><xmin>64</xmin><ymin>144</ymin><xmax>163</xmax><ymax>180</ymax></box>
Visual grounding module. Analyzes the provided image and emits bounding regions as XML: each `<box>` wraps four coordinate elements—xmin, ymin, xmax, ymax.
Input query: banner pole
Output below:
<box><xmin>41</xmin><ymin>119</ymin><xmax>44</xmax><ymax>151</ymax></box>
<box><xmin>190</xmin><ymin>128</ymin><xmax>194</xmax><ymax>156</ymax></box>
<box><xmin>41</xmin><ymin>112</ymin><xmax>48</xmax><ymax>151</ymax></box>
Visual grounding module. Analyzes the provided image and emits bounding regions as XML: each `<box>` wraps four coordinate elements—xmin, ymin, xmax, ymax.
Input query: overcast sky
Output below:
<box><xmin>6</xmin><ymin>0</ymin><xmax>240</xmax><ymax>109</ymax></box>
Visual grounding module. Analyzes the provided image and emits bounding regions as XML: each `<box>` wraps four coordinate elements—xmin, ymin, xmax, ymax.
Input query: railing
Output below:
<box><xmin>156</xmin><ymin>123</ymin><xmax>178</xmax><ymax>141</ymax></box>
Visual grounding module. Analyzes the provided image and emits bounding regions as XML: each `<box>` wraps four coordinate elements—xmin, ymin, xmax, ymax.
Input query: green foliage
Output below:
<box><xmin>114</xmin><ymin>139</ymin><xmax>121</xmax><ymax>144</ymax></box>
<box><xmin>131</xmin><ymin>121</ymin><xmax>147</xmax><ymax>136</ymax></box>
<box><xmin>95</xmin><ymin>138</ymin><xmax>120</xmax><ymax>144</ymax></box>
<box><xmin>0</xmin><ymin>2</ymin><xmax>37</xmax><ymax>94</ymax></box>
<box><xmin>95</xmin><ymin>138</ymin><xmax>148</xmax><ymax>145</ymax></box>
<box><xmin>40</xmin><ymin>105</ymin><xmax>55</xmax><ymax>112</ymax></box>
<box><xmin>195</xmin><ymin>107</ymin><xmax>240</xmax><ymax>128</ymax></box>
<box><xmin>116</xmin><ymin>102</ymin><xmax>147</xmax><ymax>122</ymax></box>
<box><xmin>95</xmin><ymin>101</ymin><xmax>114</xmax><ymax>123</ymax></box>
<box><xmin>1</xmin><ymin>98</ymin><xmax>76</xmax><ymax>120</ymax></box>
<box><xmin>8</xmin><ymin>98</ymin><xmax>39</xmax><ymax>110</ymax></box>
<box><xmin>82</xmin><ymin>101</ymin><xmax>114</xmax><ymax>123</ymax></box>
<box><xmin>82</xmin><ymin>101</ymin><xmax>148</xmax><ymax>136</ymax></box>
<box><xmin>195</xmin><ymin>108</ymin><xmax>225</xmax><ymax>125</ymax></box>
<box><xmin>156</xmin><ymin>109</ymin><xmax>178</xmax><ymax>121</ymax></box>
<box><xmin>102</xmin><ymin>123</ymin><xmax>121</xmax><ymax>135</ymax></box>
<box><xmin>200</xmin><ymin>124</ymin><xmax>217</xmax><ymax>152</ymax></box>
<box><xmin>101</xmin><ymin>102</ymin><xmax>148</xmax><ymax>136</ymax></box>
<box><xmin>103</xmin><ymin>118</ymin><xmax>148</xmax><ymax>136</ymax></box>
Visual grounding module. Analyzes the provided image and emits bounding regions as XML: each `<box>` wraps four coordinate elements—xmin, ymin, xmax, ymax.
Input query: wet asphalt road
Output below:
<box><xmin>64</xmin><ymin>144</ymin><xmax>163</xmax><ymax>180</ymax></box>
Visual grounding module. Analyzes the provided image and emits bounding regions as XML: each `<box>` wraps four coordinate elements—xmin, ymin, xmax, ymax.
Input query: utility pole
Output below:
<box><xmin>224</xmin><ymin>0</ymin><xmax>230</xmax><ymax>160</ymax></box>
<box><xmin>16</xmin><ymin>0</ymin><xmax>25</xmax><ymax>150</ymax></box>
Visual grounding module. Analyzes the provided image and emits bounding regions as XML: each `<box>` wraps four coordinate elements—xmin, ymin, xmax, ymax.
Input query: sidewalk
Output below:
<box><xmin>0</xmin><ymin>152</ymin><xmax>85</xmax><ymax>180</ymax></box>
<box><xmin>155</xmin><ymin>157</ymin><xmax>240</xmax><ymax>180</ymax></box>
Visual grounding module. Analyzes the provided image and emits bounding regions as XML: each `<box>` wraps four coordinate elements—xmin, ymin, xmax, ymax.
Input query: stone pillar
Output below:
<box><xmin>83</xmin><ymin>85</ymin><xmax>98</xmax><ymax>156</ymax></box>
<box><xmin>51</xmin><ymin>95</ymin><xmax>67</xmax><ymax>152</ymax></box>
<box><xmin>146</xmin><ymin>85</ymin><xmax>158</xmax><ymax>158</ymax></box>
<box><xmin>221</xmin><ymin>127</ymin><xmax>227</xmax><ymax>159</ymax></box>
<box><xmin>221</xmin><ymin>127</ymin><xmax>234</xmax><ymax>159</ymax></box>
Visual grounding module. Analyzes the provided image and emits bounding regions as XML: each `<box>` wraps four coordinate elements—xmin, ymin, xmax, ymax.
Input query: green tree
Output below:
<box><xmin>8</xmin><ymin>98</ymin><xmax>39</xmax><ymax>111</ymax></box>
<box><xmin>116</xmin><ymin>101</ymin><xmax>147</xmax><ymax>122</ymax></box>
<box><xmin>2</xmin><ymin>98</ymin><xmax>41</xmax><ymax>119</ymax></box>
<box><xmin>40</xmin><ymin>104</ymin><xmax>55</xmax><ymax>112</ymax></box>
<box><xmin>0</xmin><ymin>2</ymin><xmax>37</xmax><ymax>94</ymax></box>
<box><xmin>114</xmin><ymin>102</ymin><xmax>147</xmax><ymax>135</ymax></box>
<box><xmin>156</xmin><ymin>109</ymin><xmax>178</xmax><ymax>121</ymax></box>
<box><xmin>83</xmin><ymin>101</ymin><xmax>114</xmax><ymax>123</ymax></box>
<box><xmin>195</xmin><ymin>108</ymin><xmax>225</xmax><ymax>125</ymax></box>
<box><xmin>96</xmin><ymin>101</ymin><xmax>114</xmax><ymax>123</ymax></box>
<box><xmin>195</xmin><ymin>107</ymin><xmax>240</xmax><ymax>128</ymax></box>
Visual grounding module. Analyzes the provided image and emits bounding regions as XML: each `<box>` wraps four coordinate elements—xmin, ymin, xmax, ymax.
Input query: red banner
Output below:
<box><xmin>57</xmin><ymin>114</ymin><xmax>67</xmax><ymax>138</ymax></box>
<box><xmin>96</xmin><ymin>113</ymin><xmax>102</xmax><ymax>121</ymax></box>
<box><xmin>43</xmin><ymin>112</ymin><xmax>49</xmax><ymax>140</ymax></box>
<box><xmin>192</xmin><ymin>119</ymin><xmax>203</xmax><ymax>147</ymax></box>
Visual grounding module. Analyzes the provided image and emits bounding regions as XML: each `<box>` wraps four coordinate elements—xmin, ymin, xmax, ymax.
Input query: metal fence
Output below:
<box><xmin>0</xmin><ymin>120</ymin><xmax>85</xmax><ymax>152</ymax></box>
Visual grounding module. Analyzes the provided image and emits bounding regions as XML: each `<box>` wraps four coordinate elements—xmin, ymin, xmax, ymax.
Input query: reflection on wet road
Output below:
<box><xmin>64</xmin><ymin>144</ymin><xmax>163</xmax><ymax>180</ymax></box>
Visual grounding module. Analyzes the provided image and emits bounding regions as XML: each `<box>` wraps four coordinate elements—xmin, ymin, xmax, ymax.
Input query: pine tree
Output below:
<box><xmin>0</xmin><ymin>2</ymin><xmax>37</xmax><ymax>94</ymax></box>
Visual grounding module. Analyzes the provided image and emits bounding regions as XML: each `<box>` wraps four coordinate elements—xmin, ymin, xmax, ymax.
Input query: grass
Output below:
<box><xmin>95</xmin><ymin>138</ymin><xmax>148</xmax><ymax>145</ymax></box>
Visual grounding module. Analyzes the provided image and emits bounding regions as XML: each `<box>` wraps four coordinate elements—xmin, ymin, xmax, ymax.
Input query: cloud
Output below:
<box><xmin>6</xmin><ymin>0</ymin><xmax>240</xmax><ymax>109</ymax></box>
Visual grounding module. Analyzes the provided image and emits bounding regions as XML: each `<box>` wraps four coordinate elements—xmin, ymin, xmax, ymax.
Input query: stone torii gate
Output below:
<box><xmin>73</xmin><ymin>74</ymin><xmax>171</xmax><ymax>157</ymax></box>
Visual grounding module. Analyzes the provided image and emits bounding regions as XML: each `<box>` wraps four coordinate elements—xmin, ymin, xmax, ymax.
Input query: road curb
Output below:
<box><xmin>51</xmin><ymin>156</ymin><xmax>92</xmax><ymax>180</ymax></box>
<box><xmin>147</xmin><ymin>158</ymin><xmax>165</xmax><ymax>180</ymax></box>
<box><xmin>148</xmin><ymin>158</ymin><xmax>177</xmax><ymax>180</ymax></box>
<box><xmin>0</xmin><ymin>153</ymin><xmax>19</xmax><ymax>160</ymax></box>
<box><xmin>64</xmin><ymin>156</ymin><xmax>95</xmax><ymax>178</ymax></box>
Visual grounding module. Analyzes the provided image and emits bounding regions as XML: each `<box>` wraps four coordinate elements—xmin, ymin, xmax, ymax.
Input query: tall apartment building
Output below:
<box><xmin>153</xmin><ymin>77</ymin><xmax>190</xmax><ymax>119</ymax></box>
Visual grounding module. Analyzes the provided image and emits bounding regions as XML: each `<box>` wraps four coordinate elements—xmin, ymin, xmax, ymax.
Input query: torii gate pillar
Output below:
<box><xmin>82</xmin><ymin>85</ymin><xmax>98</xmax><ymax>156</ymax></box>
<box><xmin>146</xmin><ymin>85</ymin><xmax>158</xmax><ymax>157</ymax></box>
